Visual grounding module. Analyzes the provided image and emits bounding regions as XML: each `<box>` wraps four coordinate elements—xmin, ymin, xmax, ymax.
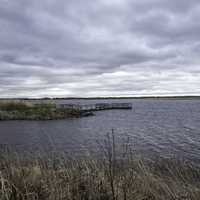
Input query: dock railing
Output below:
<box><xmin>56</xmin><ymin>103</ymin><xmax>132</xmax><ymax>111</ymax></box>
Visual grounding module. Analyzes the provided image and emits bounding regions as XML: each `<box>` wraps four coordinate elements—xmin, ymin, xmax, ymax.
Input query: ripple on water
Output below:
<box><xmin>0</xmin><ymin>99</ymin><xmax>200</xmax><ymax>163</ymax></box>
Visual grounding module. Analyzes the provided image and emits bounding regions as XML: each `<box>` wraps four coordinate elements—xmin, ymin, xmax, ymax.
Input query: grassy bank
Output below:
<box><xmin>0</xmin><ymin>102</ymin><xmax>82</xmax><ymax>120</ymax></box>
<box><xmin>0</xmin><ymin>133</ymin><xmax>200</xmax><ymax>200</ymax></box>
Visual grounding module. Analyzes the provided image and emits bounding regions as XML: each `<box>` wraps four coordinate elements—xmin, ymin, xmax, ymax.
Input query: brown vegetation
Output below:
<box><xmin>0</xmin><ymin>132</ymin><xmax>200</xmax><ymax>200</ymax></box>
<box><xmin>0</xmin><ymin>101</ymin><xmax>81</xmax><ymax>120</ymax></box>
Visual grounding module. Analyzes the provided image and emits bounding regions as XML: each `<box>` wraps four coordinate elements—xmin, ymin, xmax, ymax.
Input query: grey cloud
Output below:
<box><xmin>0</xmin><ymin>0</ymin><xmax>200</xmax><ymax>97</ymax></box>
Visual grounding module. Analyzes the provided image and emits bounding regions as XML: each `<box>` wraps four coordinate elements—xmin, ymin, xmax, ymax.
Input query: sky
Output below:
<box><xmin>0</xmin><ymin>0</ymin><xmax>200</xmax><ymax>98</ymax></box>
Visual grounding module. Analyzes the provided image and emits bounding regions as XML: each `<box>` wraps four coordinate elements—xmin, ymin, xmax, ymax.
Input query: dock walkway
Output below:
<box><xmin>57</xmin><ymin>103</ymin><xmax>132</xmax><ymax>111</ymax></box>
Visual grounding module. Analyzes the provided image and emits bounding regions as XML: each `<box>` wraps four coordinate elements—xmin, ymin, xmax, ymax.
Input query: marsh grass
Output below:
<box><xmin>0</xmin><ymin>101</ymin><xmax>34</xmax><ymax>111</ymax></box>
<box><xmin>0</xmin><ymin>101</ymin><xmax>81</xmax><ymax>120</ymax></box>
<box><xmin>0</xmin><ymin>132</ymin><xmax>200</xmax><ymax>200</ymax></box>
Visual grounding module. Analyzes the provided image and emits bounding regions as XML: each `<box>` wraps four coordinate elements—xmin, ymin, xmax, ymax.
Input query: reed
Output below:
<box><xmin>0</xmin><ymin>101</ymin><xmax>81</xmax><ymax>120</ymax></box>
<box><xmin>0</xmin><ymin>132</ymin><xmax>200</xmax><ymax>200</ymax></box>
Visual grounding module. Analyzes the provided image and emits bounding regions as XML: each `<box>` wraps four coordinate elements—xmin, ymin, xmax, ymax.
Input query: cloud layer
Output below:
<box><xmin>0</xmin><ymin>0</ymin><xmax>200</xmax><ymax>97</ymax></box>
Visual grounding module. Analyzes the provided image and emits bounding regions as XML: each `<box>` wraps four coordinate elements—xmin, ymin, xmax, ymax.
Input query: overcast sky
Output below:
<box><xmin>0</xmin><ymin>0</ymin><xmax>200</xmax><ymax>98</ymax></box>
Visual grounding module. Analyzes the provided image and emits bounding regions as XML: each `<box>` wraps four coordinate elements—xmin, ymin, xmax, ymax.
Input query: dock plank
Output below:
<box><xmin>57</xmin><ymin>103</ymin><xmax>132</xmax><ymax>111</ymax></box>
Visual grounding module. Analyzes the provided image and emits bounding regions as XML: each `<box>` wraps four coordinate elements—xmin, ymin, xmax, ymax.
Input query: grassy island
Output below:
<box><xmin>0</xmin><ymin>102</ymin><xmax>82</xmax><ymax>120</ymax></box>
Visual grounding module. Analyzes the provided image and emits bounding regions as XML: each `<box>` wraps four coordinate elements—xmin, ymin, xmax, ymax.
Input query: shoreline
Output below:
<box><xmin>0</xmin><ymin>102</ymin><xmax>132</xmax><ymax>121</ymax></box>
<box><xmin>0</xmin><ymin>140</ymin><xmax>200</xmax><ymax>200</ymax></box>
<box><xmin>1</xmin><ymin>95</ymin><xmax>200</xmax><ymax>101</ymax></box>
<box><xmin>0</xmin><ymin>102</ymin><xmax>84</xmax><ymax>120</ymax></box>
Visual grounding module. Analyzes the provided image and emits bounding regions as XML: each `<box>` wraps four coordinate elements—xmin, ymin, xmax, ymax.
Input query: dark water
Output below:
<box><xmin>0</xmin><ymin>99</ymin><xmax>200</xmax><ymax>162</ymax></box>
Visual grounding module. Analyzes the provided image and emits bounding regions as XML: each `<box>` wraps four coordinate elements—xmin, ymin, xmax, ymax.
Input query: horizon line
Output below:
<box><xmin>0</xmin><ymin>95</ymin><xmax>200</xmax><ymax>100</ymax></box>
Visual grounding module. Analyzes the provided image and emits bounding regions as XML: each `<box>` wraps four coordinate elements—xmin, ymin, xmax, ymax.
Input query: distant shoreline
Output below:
<box><xmin>0</xmin><ymin>95</ymin><xmax>200</xmax><ymax>101</ymax></box>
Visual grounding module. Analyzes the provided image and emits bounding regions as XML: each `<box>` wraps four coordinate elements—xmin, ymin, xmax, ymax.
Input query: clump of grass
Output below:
<box><xmin>0</xmin><ymin>101</ymin><xmax>33</xmax><ymax>111</ymax></box>
<box><xmin>0</xmin><ymin>101</ymin><xmax>81</xmax><ymax>120</ymax></box>
<box><xmin>0</xmin><ymin>132</ymin><xmax>200</xmax><ymax>200</ymax></box>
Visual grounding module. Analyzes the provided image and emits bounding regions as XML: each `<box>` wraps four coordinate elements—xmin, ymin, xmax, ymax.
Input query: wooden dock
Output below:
<box><xmin>57</xmin><ymin>103</ymin><xmax>132</xmax><ymax>112</ymax></box>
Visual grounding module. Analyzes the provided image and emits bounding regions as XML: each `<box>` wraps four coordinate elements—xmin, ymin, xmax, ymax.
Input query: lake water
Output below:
<box><xmin>0</xmin><ymin>99</ymin><xmax>200</xmax><ymax>162</ymax></box>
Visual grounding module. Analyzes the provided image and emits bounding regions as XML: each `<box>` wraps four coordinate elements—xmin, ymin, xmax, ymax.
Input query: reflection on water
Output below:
<box><xmin>0</xmin><ymin>99</ymin><xmax>200</xmax><ymax>162</ymax></box>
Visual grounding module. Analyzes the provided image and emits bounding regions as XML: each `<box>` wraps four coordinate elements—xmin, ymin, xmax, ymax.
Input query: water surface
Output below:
<box><xmin>0</xmin><ymin>99</ymin><xmax>200</xmax><ymax>162</ymax></box>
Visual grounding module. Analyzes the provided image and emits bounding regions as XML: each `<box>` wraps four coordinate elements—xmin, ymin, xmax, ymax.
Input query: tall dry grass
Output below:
<box><xmin>0</xmin><ymin>131</ymin><xmax>200</xmax><ymax>200</ymax></box>
<box><xmin>0</xmin><ymin>101</ymin><xmax>34</xmax><ymax>111</ymax></box>
<box><xmin>0</xmin><ymin>101</ymin><xmax>81</xmax><ymax>120</ymax></box>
